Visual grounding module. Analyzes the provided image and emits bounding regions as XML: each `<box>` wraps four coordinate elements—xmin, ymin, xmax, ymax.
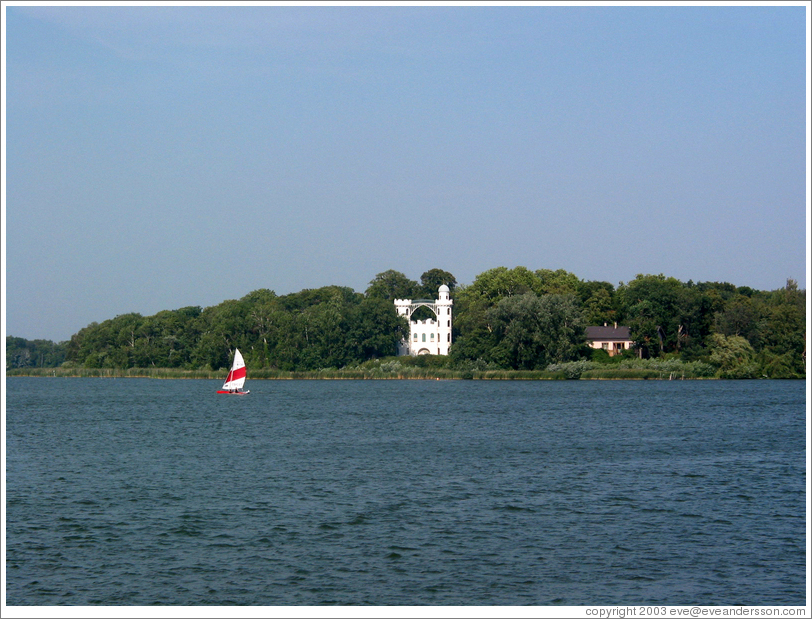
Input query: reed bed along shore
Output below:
<box><xmin>6</xmin><ymin>367</ymin><xmax>722</xmax><ymax>380</ymax></box>
<box><xmin>6</xmin><ymin>367</ymin><xmax>557</xmax><ymax>380</ymax></box>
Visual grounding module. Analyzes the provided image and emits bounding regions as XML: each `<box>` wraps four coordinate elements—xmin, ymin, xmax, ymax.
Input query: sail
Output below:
<box><xmin>222</xmin><ymin>348</ymin><xmax>247</xmax><ymax>390</ymax></box>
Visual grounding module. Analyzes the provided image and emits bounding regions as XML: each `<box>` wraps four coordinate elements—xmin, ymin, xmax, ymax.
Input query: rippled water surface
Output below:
<box><xmin>5</xmin><ymin>378</ymin><xmax>806</xmax><ymax>605</ymax></box>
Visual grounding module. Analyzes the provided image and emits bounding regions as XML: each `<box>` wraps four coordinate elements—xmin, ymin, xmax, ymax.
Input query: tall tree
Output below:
<box><xmin>462</xmin><ymin>266</ymin><xmax>542</xmax><ymax>304</ymax></box>
<box><xmin>618</xmin><ymin>274</ymin><xmax>684</xmax><ymax>356</ymax></box>
<box><xmin>346</xmin><ymin>297</ymin><xmax>410</xmax><ymax>360</ymax></box>
<box><xmin>487</xmin><ymin>292</ymin><xmax>585</xmax><ymax>369</ymax></box>
<box><xmin>6</xmin><ymin>337</ymin><xmax>68</xmax><ymax>369</ymax></box>
<box><xmin>580</xmin><ymin>286</ymin><xmax>617</xmax><ymax>326</ymax></box>
<box><xmin>708</xmin><ymin>333</ymin><xmax>758</xmax><ymax>378</ymax></box>
<box><xmin>535</xmin><ymin>268</ymin><xmax>581</xmax><ymax>295</ymax></box>
<box><xmin>365</xmin><ymin>270</ymin><xmax>419</xmax><ymax>300</ymax></box>
<box><xmin>419</xmin><ymin>269</ymin><xmax>457</xmax><ymax>297</ymax></box>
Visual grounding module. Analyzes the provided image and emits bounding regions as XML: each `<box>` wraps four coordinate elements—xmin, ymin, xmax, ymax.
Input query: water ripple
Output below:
<box><xmin>5</xmin><ymin>378</ymin><xmax>806</xmax><ymax>605</ymax></box>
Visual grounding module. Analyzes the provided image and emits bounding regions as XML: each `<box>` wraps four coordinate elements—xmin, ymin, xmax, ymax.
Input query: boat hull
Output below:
<box><xmin>216</xmin><ymin>390</ymin><xmax>250</xmax><ymax>395</ymax></box>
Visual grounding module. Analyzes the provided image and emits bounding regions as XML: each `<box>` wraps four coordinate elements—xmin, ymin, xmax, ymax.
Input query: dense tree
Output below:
<box><xmin>484</xmin><ymin>293</ymin><xmax>585</xmax><ymax>369</ymax></box>
<box><xmin>12</xmin><ymin>266</ymin><xmax>804</xmax><ymax>378</ymax></box>
<box><xmin>487</xmin><ymin>293</ymin><xmax>549</xmax><ymax>369</ymax></box>
<box><xmin>535</xmin><ymin>268</ymin><xmax>581</xmax><ymax>296</ymax></box>
<box><xmin>579</xmin><ymin>285</ymin><xmax>617</xmax><ymax>326</ymax></box>
<box><xmin>462</xmin><ymin>266</ymin><xmax>543</xmax><ymax>303</ymax></box>
<box><xmin>535</xmin><ymin>294</ymin><xmax>587</xmax><ymax>364</ymax></box>
<box><xmin>418</xmin><ymin>268</ymin><xmax>457</xmax><ymax>297</ymax></box>
<box><xmin>757</xmin><ymin>280</ymin><xmax>806</xmax><ymax>375</ymax></box>
<box><xmin>365</xmin><ymin>270</ymin><xmax>419</xmax><ymax>300</ymax></box>
<box><xmin>346</xmin><ymin>297</ymin><xmax>410</xmax><ymax>360</ymax></box>
<box><xmin>6</xmin><ymin>337</ymin><xmax>68</xmax><ymax>369</ymax></box>
<box><xmin>708</xmin><ymin>333</ymin><xmax>759</xmax><ymax>378</ymax></box>
<box><xmin>618</xmin><ymin>275</ymin><xmax>686</xmax><ymax>357</ymax></box>
<box><xmin>714</xmin><ymin>295</ymin><xmax>761</xmax><ymax>342</ymax></box>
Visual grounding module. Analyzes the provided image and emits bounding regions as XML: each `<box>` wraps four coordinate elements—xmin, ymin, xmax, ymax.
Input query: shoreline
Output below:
<box><xmin>4</xmin><ymin>368</ymin><xmax>755</xmax><ymax>380</ymax></box>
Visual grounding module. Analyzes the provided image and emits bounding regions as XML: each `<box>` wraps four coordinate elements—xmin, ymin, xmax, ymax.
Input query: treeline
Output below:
<box><xmin>6</xmin><ymin>267</ymin><xmax>807</xmax><ymax>378</ymax></box>
<box><xmin>5</xmin><ymin>337</ymin><xmax>68</xmax><ymax>369</ymax></box>
<box><xmin>448</xmin><ymin>267</ymin><xmax>805</xmax><ymax>378</ymax></box>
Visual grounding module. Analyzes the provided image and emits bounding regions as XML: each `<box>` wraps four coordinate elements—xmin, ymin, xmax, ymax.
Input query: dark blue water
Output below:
<box><xmin>5</xmin><ymin>378</ymin><xmax>806</xmax><ymax>605</ymax></box>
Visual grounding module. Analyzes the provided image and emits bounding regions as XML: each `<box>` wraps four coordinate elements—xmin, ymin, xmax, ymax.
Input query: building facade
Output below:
<box><xmin>395</xmin><ymin>285</ymin><xmax>453</xmax><ymax>356</ymax></box>
<box><xmin>585</xmin><ymin>324</ymin><xmax>634</xmax><ymax>357</ymax></box>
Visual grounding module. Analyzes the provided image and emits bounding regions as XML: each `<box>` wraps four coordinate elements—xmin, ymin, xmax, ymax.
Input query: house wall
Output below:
<box><xmin>404</xmin><ymin>319</ymin><xmax>450</xmax><ymax>355</ymax></box>
<box><xmin>395</xmin><ymin>286</ymin><xmax>453</xmax><ymax>356</ymax></box>
<box><xmin>588</xmin><ymin>340</ymin><xmax>632</xmax><ymax>357</ymax></box>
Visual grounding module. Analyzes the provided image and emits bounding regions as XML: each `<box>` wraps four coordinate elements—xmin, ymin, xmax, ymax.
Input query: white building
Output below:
<box><xmin>585</xmin><ymin>324</ymin><xmax>634</xmax><ymax>357</ymax></box>
<box><xmin>395</xmin><ymin>285</ymin><xmax>453</xmax><ymax>356</ymax></box>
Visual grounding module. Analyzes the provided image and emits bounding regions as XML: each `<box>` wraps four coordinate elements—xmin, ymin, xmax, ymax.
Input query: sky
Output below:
<box><xmin>3</xmin><ymin>2</ymin><xmax>809</xmax><ymax>342</ymax></box>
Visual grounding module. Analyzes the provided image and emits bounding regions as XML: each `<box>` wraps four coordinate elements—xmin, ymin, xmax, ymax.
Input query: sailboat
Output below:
<box><xmin>216</xmin><ymin>348</ymin><xmax>250</xmax><ymax>395</ymax></box>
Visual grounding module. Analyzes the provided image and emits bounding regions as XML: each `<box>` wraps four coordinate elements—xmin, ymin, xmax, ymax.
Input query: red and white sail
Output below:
<box><xmin>221</xmin><ymin>348</ymin><xmax>247</xmax><ymax>391</ymax></box>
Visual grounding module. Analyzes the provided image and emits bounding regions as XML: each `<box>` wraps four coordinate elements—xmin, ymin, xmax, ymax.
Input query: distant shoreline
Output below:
<box><xmin>4</xmin><ymin>368</ymin><xmax>747</xmax><ymax>380</ymax></box>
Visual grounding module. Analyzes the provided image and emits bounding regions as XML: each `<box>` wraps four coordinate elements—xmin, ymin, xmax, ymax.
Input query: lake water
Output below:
<box><xmin>4</xmin><ymin>377</ymin><xmax>807</xmax><ymax>606</ymax></box>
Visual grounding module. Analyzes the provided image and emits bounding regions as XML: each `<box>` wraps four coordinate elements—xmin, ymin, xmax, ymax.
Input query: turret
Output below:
<box><xmin>394</xmin><ymin>299</ymin><xmax>412</xmax><ymax>317</ymax></box>
<box><xmin>436</xmin><ymin>285</ymin><xmax>453</xmax><ymax>355</ymax></box>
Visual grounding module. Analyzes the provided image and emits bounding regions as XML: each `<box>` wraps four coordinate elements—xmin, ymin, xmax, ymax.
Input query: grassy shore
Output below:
<box><xmin>5</xmin><ymin>367</ymin><xmax>720</xmax><ymax>380</ymax></box>
<box><xmin>5</xmin><ymin>367</ymin><xmax>559</xmax><ymax>380</ymax></box>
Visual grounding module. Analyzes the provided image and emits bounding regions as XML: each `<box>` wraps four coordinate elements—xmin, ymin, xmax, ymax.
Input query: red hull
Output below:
<box><xmin>216</xmin><ymin>390</ymin><xmax>249</xmax><ymax>395</ymax></box>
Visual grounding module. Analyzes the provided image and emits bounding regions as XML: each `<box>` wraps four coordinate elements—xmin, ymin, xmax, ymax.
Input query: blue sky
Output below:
<box><xmin>3</xmin><ymin>3</ymin><xmax>809</xmax><ymax>342</ymax></box>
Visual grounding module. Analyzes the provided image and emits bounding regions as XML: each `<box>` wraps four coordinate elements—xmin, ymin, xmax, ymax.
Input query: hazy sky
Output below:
<box><xmin>3</xmin><ymin>3</ymin><xmax>808</xmax><ymax>342</ymax></box>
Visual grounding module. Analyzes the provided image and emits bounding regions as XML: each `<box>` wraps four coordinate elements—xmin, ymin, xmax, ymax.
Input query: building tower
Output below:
<box><xmin>395</xmin><ymin>285</ymin><xmax>453</xmax><ymax>356</ymax></box>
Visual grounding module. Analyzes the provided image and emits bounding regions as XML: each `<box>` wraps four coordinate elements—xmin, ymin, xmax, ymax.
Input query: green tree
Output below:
<box><xmin>191</xmin><ymin>300</ymin><xmax>251</xmax><ymax>369</ymax></box>
<box><xmin>580</xmin><ymin>286</ymin><xmax>616</xmax><ymax>326</ymax></box>
<box><xmin>65</xmin><ymin>314</ymin><xmax>145</xmax><ymax>368</ymax></box>
<box><xmin>535</xmin><ymin>294</ymin><xmax>587</xmax><ymax>364</ymax></box>
<box><xmin>464</xmin><ymin>266</ymin><xmax>543</xmax><ymax>303</ymax></box>
<box><xmin>364</xmin><ymin>270</ymin><xmax>419</xmax><ymax>300</ymax></box>
<box><xmin>713</xmin><ymin>295</ymin><xmax>761</xmax><ymax>343</ymax></box>
<box><xmin>6</xmin><ymin>337</ymin><xmax>67</xmax><ymax>369</ymax></box>
<box><xmin>49</xmin><ymin>267</ymin><xmax>804</xmax><ymax>377</ymax></box>
<box><xmin>418</xmin><ymin>268</ymin><xmax>457</xmax><ymax>297</ymax></box>
<box><xmin>619</xmin><ymin>274</ymin><xmax>685</xmax><ymax>357</ymax></box>
<box><xmin>487</xmin><ymin>292</ymin><xmax>585</xmax><ymax>369</ymax></box>
<box><xmin>708</xmin><ymin>333</ymin><xmax>759</xmax><ymax>378</ymax></box>
<box><xmin>346</xmin><ymin>297</ymin><xmax>410</xmax><ymax>361</ymax></box>
<box><xmin>757</xmin><ymin>280</ymin><xmax>806</xmax><ymax>374</ymax></box>
<box><xmin>535</xmin><ymin>268</ymin><xmax>581</xmax><ymax>296</ymax></box>
<box><xmin>448</xmin><ymin>287</ymin><xmax>496</xmax><ymax>365</ymax></box>
<box><xmin>487</xmin><ymin>293</ymin><xmax>547</xmax><ymax>369</ymax></box>
<box><xmin>673</xmin><ymin>284</ymin><xmax>720</xmax><ymax>360</ymax></box>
